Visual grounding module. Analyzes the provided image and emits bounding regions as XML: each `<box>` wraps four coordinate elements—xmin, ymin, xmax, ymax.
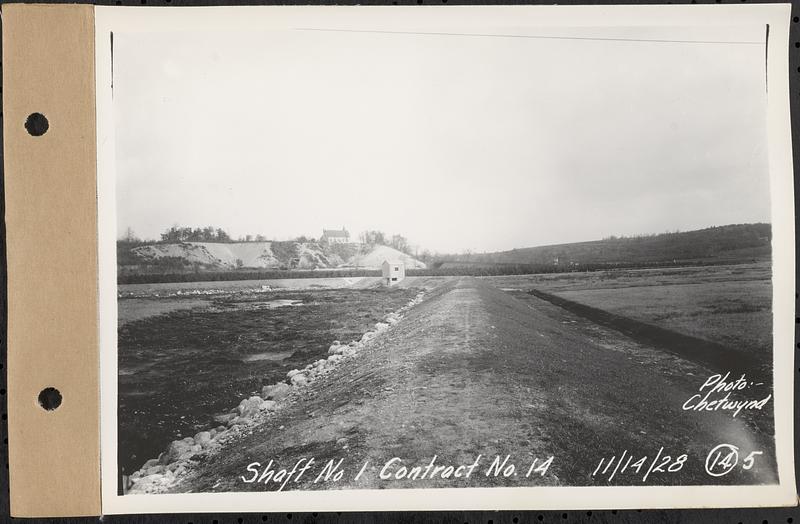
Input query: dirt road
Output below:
<box><xmin>172</xmin><ymin>277</ymin><xmax>776</xmax><ymax>492</ymax></box>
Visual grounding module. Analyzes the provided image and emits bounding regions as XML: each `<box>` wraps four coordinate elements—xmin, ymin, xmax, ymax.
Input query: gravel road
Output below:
<box><xmin>170</xmin><ymin>277</ymin><xmax>777</xmax><ymax>492</ymax></box>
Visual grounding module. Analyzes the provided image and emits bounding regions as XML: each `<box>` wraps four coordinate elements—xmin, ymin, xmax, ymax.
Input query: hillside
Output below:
<box><xmin>439</xmin><ymin>224</ymin><xmax>771</xmax><ymax>269</ymax></box>
<box><xmin>347</xmin><ymin>245</ymin><xmax>427</xmax><ymax>270</ymax></box>
<box><xmin>119</xmin><ymin>240</ymin><xmax>426</xmax><ymax>274</ymax></box>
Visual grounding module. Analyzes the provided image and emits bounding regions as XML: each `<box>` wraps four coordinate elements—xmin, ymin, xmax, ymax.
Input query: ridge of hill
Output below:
<box><xmin>119</xmin><ymin>241</ymin><xmax>426</xmax><ymax>273</ymax></box>
<box><xmin>439</xmin><ymin>223</ymin><xmax>771</xmax><ymax>269</ymax></box>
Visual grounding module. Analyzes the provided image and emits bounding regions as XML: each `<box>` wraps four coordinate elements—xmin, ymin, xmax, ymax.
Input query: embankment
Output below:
<box><xmin>528</xmin><ymin>289</ymin><xmax>765</xmax><ymax>377</ymax></box>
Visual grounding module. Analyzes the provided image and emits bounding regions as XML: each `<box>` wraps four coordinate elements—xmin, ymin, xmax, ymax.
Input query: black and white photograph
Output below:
<box><xmin>95</xmin><ymin>5</ymin><xmax>796</xmax><ymax>513</ymax></box>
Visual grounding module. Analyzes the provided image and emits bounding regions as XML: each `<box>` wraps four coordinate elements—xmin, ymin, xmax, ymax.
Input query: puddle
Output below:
<box><xmin>222</xmin><ymin>299</ymin><xmax>307</xmax><ymax>313</ymax></box>
<box><xmin>118</xmin><ymin>298</ymin><xmax>212</xmax><ymax>326</ymax></box>
<box><xmin>264</xmin><ymin>299</ymin><xmax>303</xmax><ymax>308</ymax></box>
<box><xmin>242</xmin><ymin>351</ymin><xmax>295</xmax><ymax>362</ymax></box>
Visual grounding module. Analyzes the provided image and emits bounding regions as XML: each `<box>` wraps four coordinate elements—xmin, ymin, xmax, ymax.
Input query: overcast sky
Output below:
<box><xmin>113</xmin><ymin>25</ymin><xmax>770</xmax><ymax>253</ymax></box>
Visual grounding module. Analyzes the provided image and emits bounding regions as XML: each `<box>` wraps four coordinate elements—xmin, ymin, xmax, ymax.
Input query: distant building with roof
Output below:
<box><xmin>321</xmin><ymin>228</ymin><xmax>350</xmax><ymax>244</ymax></box>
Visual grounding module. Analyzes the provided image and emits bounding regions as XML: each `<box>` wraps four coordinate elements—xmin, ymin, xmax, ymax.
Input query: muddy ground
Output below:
<box><xmin>117</xmin><ymin>287</ymin><xmax>417</xmax><ymax>474</ymax></box>
<box><xmin>166</xmin><ymin>277</ymin><xmax>776</xmax><ymax>492</ymax></box>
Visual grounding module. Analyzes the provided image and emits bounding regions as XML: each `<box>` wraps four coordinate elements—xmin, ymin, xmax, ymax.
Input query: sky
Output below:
<box><xmin>113</xmin><ymin>24</ymin><xmax>770</xmax><ymax>254</ymax></box>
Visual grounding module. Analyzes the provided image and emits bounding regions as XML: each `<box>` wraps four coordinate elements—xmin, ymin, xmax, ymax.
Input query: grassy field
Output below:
<box><xmin>117</xmin><ymin>285</ymin><xmax>417</xmax><ymax>474</ymax></box>
<box><xmin>482</xmin><ymin>262</ymin><xmax>772</xmax><ymax>359</ymax></box>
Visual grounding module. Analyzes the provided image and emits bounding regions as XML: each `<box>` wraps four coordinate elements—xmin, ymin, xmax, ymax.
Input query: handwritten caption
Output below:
<box><xmin>241</xmin><ymin>454</ymin><xmax>554</xmax><ymax>490</ymax></box>
<box><xmin>591</xmin><ymin>444</ymin><xmax>764</xmax><ymax>482</ymax></box>
<box><xmin>682</xmin><ymin>372</ymin><xmax>771</xmax><ymax>417</ymax></box>
<box><xmin>240</xmin><ymin>443</ymin><xmax>766</xmax><ymax>489</ymax></box>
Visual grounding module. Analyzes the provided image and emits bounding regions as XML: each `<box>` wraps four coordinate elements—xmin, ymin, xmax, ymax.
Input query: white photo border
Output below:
<box><xmin>96</xmin><ymin>4</ymin><xmax>797</xmax><ymax>514</ymax></box>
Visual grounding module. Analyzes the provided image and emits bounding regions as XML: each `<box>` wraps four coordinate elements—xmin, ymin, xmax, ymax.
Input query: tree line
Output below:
<box><xmin>357</xmin><ymin>230</ymin><xmax>419</xmax><ymax>257</ymax></box>
<box><xmin>159</xmin><ymin>226</ymin><xmax>233</xmax><ymax>243</ymax></box>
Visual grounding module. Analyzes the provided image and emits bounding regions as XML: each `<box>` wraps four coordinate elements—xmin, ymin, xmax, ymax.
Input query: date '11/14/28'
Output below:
<box><xmin>592</xmin><ymin>445</ymin><xmax>763</xmax><ymax>482</ymax></box>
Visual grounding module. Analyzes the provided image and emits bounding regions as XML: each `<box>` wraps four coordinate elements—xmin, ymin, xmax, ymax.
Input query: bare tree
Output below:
<box><xmin>121</xmin><ymin>227</ymin><xmax>140</xmax><ymax>243</ymax></box>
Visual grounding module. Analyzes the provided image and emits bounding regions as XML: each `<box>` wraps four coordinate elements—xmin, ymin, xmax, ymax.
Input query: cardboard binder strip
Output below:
<box><xmin>3</xmin><ymin>4</ymin><xmax>100</xmax><ymax>517</ymax></box>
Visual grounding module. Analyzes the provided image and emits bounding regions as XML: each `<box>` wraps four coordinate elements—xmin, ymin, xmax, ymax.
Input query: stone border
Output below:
<box><xmin>126</xmin><ymin>290</ymin><xmax>426</xmax><ymax>494</ymax></box>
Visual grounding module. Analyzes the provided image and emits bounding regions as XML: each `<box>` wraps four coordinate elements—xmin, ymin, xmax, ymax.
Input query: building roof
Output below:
<box><xmin>322</xmin><ymin>229</ymin><xmax>349</xmax><ymax>238</ymax></box>
<box><xmin>382</xmin><ymin>260</ymin><xmax>404</xmax><ymax>266</ymax></box>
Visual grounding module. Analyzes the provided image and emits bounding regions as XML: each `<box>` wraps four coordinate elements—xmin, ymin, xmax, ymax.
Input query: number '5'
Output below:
<box><xmin>742</xmin><ymin>451</ymin><xmax>763</xmax><ymax>470</ymax></box>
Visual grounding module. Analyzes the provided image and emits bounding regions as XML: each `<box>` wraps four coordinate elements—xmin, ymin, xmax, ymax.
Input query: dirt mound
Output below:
<box><xmin>132</xmin><ymin>242</ymin><xmax>278</xmax><ymax>269</ymax></box>
<box><xmin>126</xmin><ymin>240</ymin><xmax>428</xmax><ymax>277</ymax></box>
<box><xmin>193</xmin><ymin>242</ymin><xmax>280</xmax><ymax>268</ymax></box>
<box><xmin>131</xmin><ymin>241</ymin><xmax>346</xmax><ymax>270</ymax></box>
<box><xmin>129</xmin><ymin>242</ymin><xmax>426</xmax><ymax>272</ymax></box>
<box><xmin>347</xmin><ymin>245</ymin><xmax>426</xmax><ymax>270</ymax></box>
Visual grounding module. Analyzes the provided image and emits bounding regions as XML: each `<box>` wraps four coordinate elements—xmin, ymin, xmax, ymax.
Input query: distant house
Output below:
<box><xmin>382</xmin><ymin>260</ymin><xmax>405</xmax><ymax>285</ymax></box>
<box><xmin>321</xmin><ymin>228</ymin><xmax>350</xmax><ymax>244</ymax></box>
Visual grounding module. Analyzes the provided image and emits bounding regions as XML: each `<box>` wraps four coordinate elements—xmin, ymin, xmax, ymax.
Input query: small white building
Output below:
<box><xmin>382</xmin><ymin>260</ymin><xmax>405</xmax><ymax>285</ymax></box>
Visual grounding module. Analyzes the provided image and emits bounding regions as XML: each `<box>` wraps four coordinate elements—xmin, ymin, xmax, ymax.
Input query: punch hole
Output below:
<box><xmin>37</xmin><ymin>387</ymin><xmax>62</xmax><ymax>411</ymax></box>
<box><xmin>24</xmin><ymin>112</ymin><xmax>49</xmax><ymax>136</ymax></box>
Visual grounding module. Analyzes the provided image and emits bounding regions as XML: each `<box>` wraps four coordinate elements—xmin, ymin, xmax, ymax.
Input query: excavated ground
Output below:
<box><xmin>166</xmin><ymin>277</ymin><xmax>776</xmax><ymax>493</ymax></box>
